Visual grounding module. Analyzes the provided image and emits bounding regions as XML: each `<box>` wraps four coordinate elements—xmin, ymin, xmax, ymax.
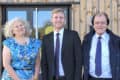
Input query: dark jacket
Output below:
<box><xmin>41</xmin><ymin>29</ymin><xmax>82</xmax><ymax>80</ymax></box>
<box><xmin>82</xmin><ymin>29</ymin><xmax>120</xmax><ymax>80</ymax></box>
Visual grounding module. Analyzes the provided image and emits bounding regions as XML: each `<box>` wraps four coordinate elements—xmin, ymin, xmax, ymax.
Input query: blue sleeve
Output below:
<box><xmin>3</xmin><ymin>38</ymin><xmax>11</xmax><ymax>48</ymax></box>
<box><xmin>35</xmin><ymin>39</ymin><xmax>41</xmax><ymax>49</ymax></box>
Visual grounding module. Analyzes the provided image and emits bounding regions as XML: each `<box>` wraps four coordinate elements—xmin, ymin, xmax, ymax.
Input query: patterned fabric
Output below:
<box><xmin>1</xmin><ymin>37</ymin><xmax>41</xmax><ymax>80</ymax></box>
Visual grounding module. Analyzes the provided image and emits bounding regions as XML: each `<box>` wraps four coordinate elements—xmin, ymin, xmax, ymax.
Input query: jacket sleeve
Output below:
<box><xmin>41</xmin><ymin>36</ymin><xmax>48</xmax><ymax>80</ymax></box>
<box><xmin>73</xmin><ymin>31</ymin><xmax>82</xmax><ymax>80</ymax></box>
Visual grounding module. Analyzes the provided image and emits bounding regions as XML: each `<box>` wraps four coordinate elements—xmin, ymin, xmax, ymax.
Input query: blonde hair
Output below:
<box><xmin>52</xmin><ymin>8</ymin><xmax>65</xmax><ymax>17</ymax></box>
<box><xmin>4</xmin><ymin>17</ymin><xmax>32</xmax><ymax>38</ymax></box>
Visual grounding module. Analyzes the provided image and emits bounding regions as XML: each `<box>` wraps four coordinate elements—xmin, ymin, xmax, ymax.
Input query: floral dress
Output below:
<box><xmin>1</xmin><ymin>37</ymin><xmax>41</xmax><ymax>80</ymax></box>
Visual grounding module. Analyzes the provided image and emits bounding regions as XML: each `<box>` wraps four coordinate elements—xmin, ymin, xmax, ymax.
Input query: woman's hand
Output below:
<box><xmin>3</xmin><ymin>45</ymin><xmax>21</xmax><ymax>80</ymax></box>
<box><xmin>30</xmin><ymin>75</ymin><xmax>39</xmax><ymax>80</ymax></box>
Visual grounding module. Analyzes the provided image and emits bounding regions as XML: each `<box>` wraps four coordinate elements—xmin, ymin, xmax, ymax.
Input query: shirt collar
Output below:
<box><xmin>95</xmin><ymin>32</ymin><xmax>109</xmax><ymax>40</ymax></box>
<box><xmin>54</xmin><ymin>28</ymin><xmax>64</xmax><ymax>36</ymax></box>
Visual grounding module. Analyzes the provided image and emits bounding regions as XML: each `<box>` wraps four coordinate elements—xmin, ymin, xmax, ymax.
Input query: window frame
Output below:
<box><xmin>2</xmin><ymin>3</ymin><xmax>72</xmax><ymax>29</ymax></box>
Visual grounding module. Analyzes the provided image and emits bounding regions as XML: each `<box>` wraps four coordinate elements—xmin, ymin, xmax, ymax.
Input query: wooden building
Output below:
<box><xmin>0</xmin><ymin>0</ymin><xmax>120</xmax><ymax>77</ymax></box>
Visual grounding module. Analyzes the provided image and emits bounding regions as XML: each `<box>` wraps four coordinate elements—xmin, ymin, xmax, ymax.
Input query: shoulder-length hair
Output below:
<box><xmin>4</xmin><ymin>17</ymin><xmax>32</xmax><ymax>38</ymax></box>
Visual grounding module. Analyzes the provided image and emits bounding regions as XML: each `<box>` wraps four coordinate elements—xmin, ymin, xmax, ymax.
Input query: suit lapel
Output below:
<box><xmin>85</xmin><ymin>34</ymin><xmax>93</xmax><ymax>69</ymax></box>
<box><xmin>84</xmin><ymin>30</ymin><xmax>94</xmax><ymax>72</ymax></box>
<box><xmin>48</xmin><ymin>32</ymin><xmax>55</xmax><ymax>75</ymax></box>
<box><xmin>109</xmin><ymin>33</ymin><xmax>116</xmax><ymax>73</ymax></box>
<box><xmin>49</xmin><ymin>32</ymin><xmax>54</xmax><ymax>58</ymax></box>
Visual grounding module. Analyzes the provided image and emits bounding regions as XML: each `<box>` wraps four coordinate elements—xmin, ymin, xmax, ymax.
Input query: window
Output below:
<box><xmin>2</xmin><ymin>5</ymin><xmax>70</xmax><ymax>40</ymax></box>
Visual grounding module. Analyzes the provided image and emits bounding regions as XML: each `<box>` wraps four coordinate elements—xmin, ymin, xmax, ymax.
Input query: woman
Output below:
<box><xmin>1</xmin><ymin>18</ymin><xmax>41</xmax><ymax>80</ymax></box>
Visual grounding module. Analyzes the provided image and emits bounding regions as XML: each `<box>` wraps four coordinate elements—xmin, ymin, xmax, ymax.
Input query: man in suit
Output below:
<box><xmin>82</xmin><ymin>12</ymin><xmax>120</xmax><ymax>80</ymax></box>
<box><xmin>41</xmin><ymin>8</ymin><xmax>82</xmax><ymax>80</ymax></box>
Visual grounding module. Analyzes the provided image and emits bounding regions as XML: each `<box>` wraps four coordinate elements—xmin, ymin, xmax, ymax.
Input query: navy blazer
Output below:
<box><xmin>82</xmin><ymin>29</ymin><xmax>120</xmax><ymax>80</ymax></box>
<box><xmin>41</xmin><ymin>29</ymin><xmax>82</xmax><ymax>80</ymax></box>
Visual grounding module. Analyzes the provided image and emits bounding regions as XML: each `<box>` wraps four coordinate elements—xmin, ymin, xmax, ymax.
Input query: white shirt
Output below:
<box><xmin>89</xmin><ymin>32</ymin><xmax>112</xmax><ymax>78</ymax></box>
<box><xmin>54</xmin><ymin>28</ymin><xmax>65</xmax><ymax>76</ymax></box>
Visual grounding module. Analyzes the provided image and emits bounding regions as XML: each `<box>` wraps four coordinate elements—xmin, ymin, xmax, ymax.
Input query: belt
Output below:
<box><xmin>89</xmin><ymin>75</ymin><xmax>112</xmax><ymax>80</ymax></box>
<box><xmin>14</xmin><ymin>67</ymin><xmax>32</xmax><ymax>70</ymax></box>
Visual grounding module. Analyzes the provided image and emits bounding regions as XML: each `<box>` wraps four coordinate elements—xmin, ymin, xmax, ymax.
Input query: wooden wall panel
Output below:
<box><xmin>13</xmin><ymin>0</ymin><xmax>18</xmax><ymax>2</ymax></box>
<box><xmin>71</xmin><ymin>4</ymin><xmax>80</xmax><ymax>35</ymax></box>
<box><xmin>118</xmin><ymin>7</ymin><xmax>120</xmax><ymax>36</ymax></box>
<box><xmin>92</xmin><ymin>0</ymin><xmax>98</xmax><ymax>12</ymax></box>
<box><xmin>43</xmin><ymin>0</ymin><xmax>55</xmax><ymax>2</ymax></box>
<box><xmin>104</xmin><ymin>0</ymin><xmax>111</xmax><ymax>30</ymax></box>
<box><xmin>25</xmin><ymin>0</ymin><xmax>32</xmax><ymax>2</ymax></box>
<box><xmin>80</xmin><ymin>0</ymin><xmax>87</xmax><ymax>39</ymax></box>
<box><xmin>86</xmin><ymin>0</ymin><xmax>93</xmax><ymax>33</ymax></box>
<box><xmin>119</xmin><ymin>0</ymin><xmax>120</xmax><ymax>5</ymax></box>
<box><xmin>31</xmin><ymin>0</ymin><xmax>40</xmax><ymax>2</ymax></box>
<box><xmin>99</xmin><ymin>0</ymin><xmax>105</xmax><ymax>12</ymax></box>
<box><xmin>111</xmin><ymin>0</ymin><xmax>118</xmax><ymax>35</ymax></box>
<box><xmin>79</xmin><ymin>0</ymin><xmax>120</xmax><ymax>38</ymax></box>
<box><xmin>71</xmin><ymin>5</ymin><xmax>75</xmax><ymax>30</ymax></box>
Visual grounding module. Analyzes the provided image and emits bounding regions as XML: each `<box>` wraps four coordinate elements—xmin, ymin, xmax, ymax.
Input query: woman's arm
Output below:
<box><xmin>3</xmin><ymin>45</ymin><xmax>20</xmax><ymax>80</ymax></box>
<box><xmin>33</xmin><ymin>52</ymin><xmax>40</xmax><ymax>80</ymax></box>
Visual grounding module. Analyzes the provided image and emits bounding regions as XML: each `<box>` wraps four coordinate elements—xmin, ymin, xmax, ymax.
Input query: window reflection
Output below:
<box><xmin>7</xmin><ymin>11</ymin><xmax>27</xmax><ymax>20</ymax></box>
<box><xmin>33</xmin><ymin>10</ymin><xmax>53</xmax><ymax>39</ymax></box>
